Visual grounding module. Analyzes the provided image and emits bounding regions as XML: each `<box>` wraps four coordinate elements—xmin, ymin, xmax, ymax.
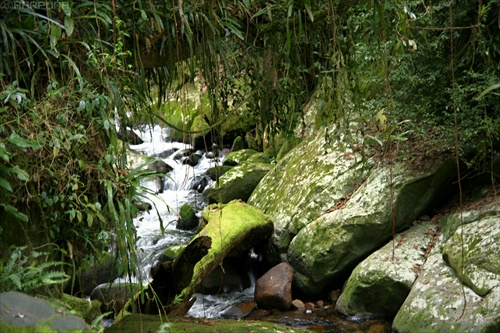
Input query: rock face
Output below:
<box><xmin>208</xmin><ymin>149</ymin><xmax>273</xmax><ymax>204</ymax></box>
<box><xmin>336</xmin><ymin>220</ymin><xmax>438</xmax><ymax>318</ymax></box>
<box><xmin>249</xmin><ymin>130</ymin><xmax>371</xmax><ymax>255</ymax></box>
<box><xmin>393</xmin><ymin>202</ymin><xmax>500</xmax><ymax>333</ymax></box>
<box><xmin>0</xmin><ymin>291</ymin><xmax>89</xmax><ymax>332</ymax></box>
<box><xmin>250</xmin><ymin>129</ymin><xmax>456</xmax><ymax>295</ymax></box>
<box><xmin>255</xmin><ymin>262</ymin><xmax>294</xmax><ymax>311</ymax></box>
<box><xmin>443</xmin><ymin>216</ymin><xmax>500</xmax><ymax>297</ymax></box>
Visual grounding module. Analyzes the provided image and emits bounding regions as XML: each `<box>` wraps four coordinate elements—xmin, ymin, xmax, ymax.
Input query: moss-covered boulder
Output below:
<box><xmin>176</xmin><ymin>203</ymin><xmax>199</xmax><ymax>230</ymax></box>
<box><xmin>442</xmin><ymin>216</ymin><xmax>500</xmax><ymax>297</ymax></box>
<box><xmin>0</xmin><ymin>291</ymin><xmax>90</xmax><ymax>332</ymax></box>
<box><xmin>248</xmin><ymin>130</ymin><xmax>371</xmax><ymax>255</ymax></box>
<box><xmin>167</xmin><ymin>200</ymin><xmax>273</xmax><ymax>316</ymax></box>
<box><xmin>336</xmin><ymin>220</ymin><xmax>437</xmax><ymax>318</ymax></box>
<box><xmin>59</xmin><ymin>294</ymin><xmax>101</xmax><ymax>325</ymax></box>
<box><xmin>205</xmin><ymin>165</ymin><xmax>233</xmax><ymax>181</ymax></box>
<box><xmin>72</xmin><ymin>252</ymin><xmax>119</xmax><ymax>296</ymax></box>
<box><xmin>223</xmin><ymin>149</ymin><xmax>259</xmax><ymax>166</ymax></box>
<box><xmin>231</xmin><ymin>135</ymin><xmax>246</xmax><ymax>152</ymax></box>
<box><xmin>393</xmin><ymin>235</ymin><xmax>500</xmax><ymax>333</ymax></box>
<box><xmin>287</xmin><ymin>159</ymin><xmax>455</xmax><ymax>295</ymax></box>
<box><xmin>208</xmin><ymin>162</ymin><xmax>272</xmax><ymax>204</ymax></box>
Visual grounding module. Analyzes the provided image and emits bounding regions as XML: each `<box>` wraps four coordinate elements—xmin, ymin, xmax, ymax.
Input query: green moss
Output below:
<box><xmin>206</xmin><ymin>165</ymin><xmax>233</xmax><ymax>181</ymax></box>
<box><xmin>161</xmin><ymin>245</ymin><xmax>186</xmax><ymax>261</ymax></box>
<box><xmin>59</xmin><ymin>294</ymin><xmax>101</xmax><ymax>324</ymax></box>
<box><xmin>208</xmin><ymin>163</ymin><xmax>272</xmax><ymax>204</ymax></box>
<box><xmin>105</xmin><ymin>314</ymin><xmax>313</xmax><ymax>333</ymax></box>
<box><xmin>223</xmin><ymin>149</ymin><xmax>258</xmax><ymax>166</ymax></box>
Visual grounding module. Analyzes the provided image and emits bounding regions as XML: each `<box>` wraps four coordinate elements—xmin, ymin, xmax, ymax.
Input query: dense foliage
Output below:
<box><xmin>0</xmin><ymin>0</ymin><xmax>499</xmax><ymax>299</ymax></box>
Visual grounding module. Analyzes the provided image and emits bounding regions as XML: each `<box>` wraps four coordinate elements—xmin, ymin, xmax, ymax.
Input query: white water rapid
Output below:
<box><xmin>124</xmin><ymin>124</ymin><xmax>256</xmax><ymax>318</ymax></box>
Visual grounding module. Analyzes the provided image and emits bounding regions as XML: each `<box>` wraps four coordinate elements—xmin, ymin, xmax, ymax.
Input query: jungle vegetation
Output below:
<box><xmin>0</xmin><ymin>0</ymin><xmax>498</xmax><ymax>304</ymax></box>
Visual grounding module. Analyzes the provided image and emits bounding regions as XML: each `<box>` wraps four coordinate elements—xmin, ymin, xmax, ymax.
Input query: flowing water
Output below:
<box><xmin>125</xmin><ymin>124</ymin><xmax>256</xmax><ymax>318</ymax></box>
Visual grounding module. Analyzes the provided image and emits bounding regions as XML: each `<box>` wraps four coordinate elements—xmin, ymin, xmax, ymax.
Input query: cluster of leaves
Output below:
<box><xmin>0</xmin><ymin>2</ymin><xmax>163</xmax><ymax>286</ymax></box>
<box><xmin>353</xmin><ymin>0</ymin><xmax>500</xmax><ymax>167</ymax></box>
<box><xmin>0</xmin><ymin>246</ymin><xmax>69</xmax><ymax>296</ymax></box>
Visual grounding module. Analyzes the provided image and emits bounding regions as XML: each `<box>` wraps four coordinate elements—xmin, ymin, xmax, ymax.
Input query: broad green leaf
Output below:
<box><xmin>11</xmin><ymin>165</ymin><xmax>29</xmax><ymax>181</ymax></box>
<box><xmin>64</xmin><ymin>17</ymin><xmax>75</xmax><ymax>37</ymax></box>
<box><xmin>304</xmin><ymin>1</ymin><xmax>314</xmax><ymax>22</ymax></box>
<box><xmin>6</xmin><ymin>133</ymin><xmax>42</xmax><ymax>149</ymax></box>
<box><xmin>0</xmin><ymin>177</ymin><xmax>12</xmax><ymax>192</ymax></box>
<box><xmin>3</xmin><ymin>204</ymin><xmax>29</xmax><ymax>223</ymax></box>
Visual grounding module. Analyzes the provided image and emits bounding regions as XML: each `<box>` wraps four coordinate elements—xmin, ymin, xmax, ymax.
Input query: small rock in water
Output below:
<box><xmin>292</xmin><ymin>299</ymin><xmax>305</xmax><ymax>309</ymax></box>
<box><xmin>305</xmin><ymin>302</ymin><xmax>315</xmax><ymax>314</ymax></box>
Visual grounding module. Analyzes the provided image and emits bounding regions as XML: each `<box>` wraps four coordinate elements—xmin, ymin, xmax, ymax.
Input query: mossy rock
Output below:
<box><xmin>160</xmin><ymin>245</ymin><xmax>186</xmax><ymax>261</ymax></box>
<box><xmin>205</xmin><ymin>165</ymin><xmax>233</xmax><ymax>181</ymax></box>
<box><xmin>177</xmin><ymin>204</ymin><xmax>199</xmax><ymax>230</ymax></box>
<box><xmin>208</xmin><ymin>163</ymin><xmax>272</xmax><ymax>204</ymax></box>
<box><xmin>246</xmin><ymin>152</ymin><xmax>272</xmax><ymax>164</ymax></box>
<box><xmin>231</xmin><ymin>135</ymin><xmax>246</xmax><ymax>151</ymax></box>
<box><xmin>223</xmin><ymin>149</ymin><xmax>258</xmax><ymax>166</ymax></box>
<box><xmin>0</xmin><ymin>291</ymin><xmax>90</xmax><ymax>333</ymax></box>
<box><xmin>105</xmin><ymin>314</ymin><xmax>313</xmax><ymax>333</ymax></box>
<box><xmin>59</xmin><ymin>294</ymin><xmax>101</xmax><ymax>325</ymax></box>
<box><xmin>442</xmin><ymin>216</ymin><xmax>500</xmax><ymax>297</ymax></box>
<box><xmin>73</xmin><ymin>252</ymin><xmax>119</xmax><ymax>296</ymax></box>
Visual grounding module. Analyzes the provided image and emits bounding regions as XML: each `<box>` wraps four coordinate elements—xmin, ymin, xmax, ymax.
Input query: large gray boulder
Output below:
<box><xmin>248</xmin><ymin>127</ymin><xmax>456</xmax><ymax>295</ymax></box>
<box><xmin>393</xmin><ymin>201</ymin><xmax>500</xmax><ymax>333</ymax></box>
<box><xmin>0</xmin><ymin>291</ymin><xmax>90</xmax><ymax>332</ymax></box>
<box><xmin>336</xmin><ymin>220</ymin><xmax>437</xmax><ymax>318</ymax></box>
<box><xmin>248</xmin><ymin>130</ymin><xmax>371</xmax><ymax>254</ymax></box>
<box><xmin>287</xmin><ymin>159</ymin><xmax>455</xmax><ymax>295</ymax></box>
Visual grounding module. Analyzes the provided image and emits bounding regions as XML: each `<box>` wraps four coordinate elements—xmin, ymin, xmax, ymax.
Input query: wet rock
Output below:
<box><xmin>0</xmin><ymin>291</ymin><xmax>90</xmax><ymax>332</ymax></box>
<box><xmin>90</xmin><ymin>283</ymin><xmax>142</xmax><ymax>314</ymax></box>
<box><xmin>207</xmin><ymin>163</ymin><xmax>272</xmax><ymax>204</ymax></box>
<box><xmin>173</xmin><ymin>148</ymin><xmax>195</xmax><ymax>160</ymax></box>
<box><xmin>154</xmin><ymin>201</ymin><xmax>274</xmax><ymax>317</ymax></box>
<box><xmin>183</xmin><ymin>152</ymin><xmax>202</xmax><ymax>166</ymax></box>
<box><xmin>336</xmin><ymin>220</ymin><xmax>437</xmax><ymax>318</ymax></box>
<box><xmin>177</xmin><ymin>203</ymin><xmax>199</xmax><ymax>230</ymax></box>
<box><xmin>189</xmin><ymin>175</ymin><xmax>212</xmax><ymax>193</ymax></box>
<box><xmin>148</xmin><ymin>160</ymin><xmax>173</xmax><ymax>174</ymax></box>
<box><xmin>221</xmin><ymin>301</ymin><xmax>257</xmax><ymax>319</ymax></box>
<box><xmin>199</xmin><ymin>261</ymin><xmax>251</xmax><ymax>294</ymax></box>
<box><xmin>231</xmin><ymin>135</ymin><xmax>246</xmax><ymax>152</ymax></box>
<box><xmin>206</xmin><ymin>165</ymin><xmax>233</xmax><ymax>181</ymax></box>
<box><xmin>154</xmin><ymin>148</ymin><xmax>178</xmax><ymax>159</ymax></box>
<box><xmin>255</xmin><ymin>262</ymin><xmax>294</xmax><ymax>311</ymax></box>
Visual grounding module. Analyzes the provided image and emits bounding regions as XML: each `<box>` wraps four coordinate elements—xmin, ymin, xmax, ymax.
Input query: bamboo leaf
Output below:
<box><xmin>0</xmin><ymin>177</ymin><xmax>13</xmax><ymax>192</ymax></box>
<box><xmin>64</xmin><ymin>17</ymin><xmax>75</xmax><ymax>37</ymax></box>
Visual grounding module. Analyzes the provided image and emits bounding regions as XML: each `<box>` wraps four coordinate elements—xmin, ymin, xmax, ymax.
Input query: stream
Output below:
<box><xmin>124</xmin><ymin>124</ymin><xmax>392</xmax><ymax>332</ymax></box>
<box><xmin>126</xmin><ymin>124</ymin><xmax>255</xmax><ymax>318</ymax></box>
